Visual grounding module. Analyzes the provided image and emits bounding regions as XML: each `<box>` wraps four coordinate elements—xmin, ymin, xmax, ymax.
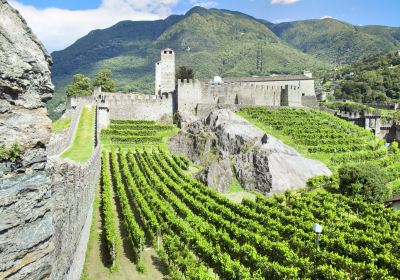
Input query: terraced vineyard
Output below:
<box><xmin>239</xmin><ymin>108</ymin><xmax>400</xmax><ymax>186</ymax></box>
<box><xmin>100</xmin><ymin>119</ymin><xmax>177</xmax><ymax>147</ymax></box>
<box><xmin>91</xmin><ymin>118</ymin><xmax>400</xmax><ymax>280</ymax></box>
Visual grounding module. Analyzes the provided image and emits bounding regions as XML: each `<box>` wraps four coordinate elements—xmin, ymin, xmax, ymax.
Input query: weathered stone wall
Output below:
<box><xmin>0</xmin><ymin>1</ymin><xmax>55</xmax><ymax>278</ymax></box>
<box><xmin>69</xmin><ymin>92</ymin><xmax>174</xmax><ymax>121</ymax></box>
<box><xmin>107</xmin><ymin>93</ymin><xmax>173</xmax><ymax>120</ymax></box>
<box><xmin>1</xmin><ymin>3</ymin><xmax>102</xmax><ymax>279</ymax></box>
<box><xmin>0</xmin><ymin>172</ymin><xmax>53</xmax><ymax>280</ymax></box>
<box><xmin>47</xmin><ymin>145</ymin><xmax>101</xmax><ymax>279</ymax></box>
<box><xmin>177</xmin><ymin>79</ymin><xmax>305</xmax><ymax>115</ymax></box>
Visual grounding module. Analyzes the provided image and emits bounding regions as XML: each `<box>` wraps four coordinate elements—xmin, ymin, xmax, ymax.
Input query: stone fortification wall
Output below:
<box><xmin>47</xmin><ymin>105</ymin><xmax>83</xmax><ymax>156</ymax></box>
<box><xmin>47</xmin><ymin>145</ymin><xmax>101</xmax><ymax>279</ymax></box>
<box><xmin>69</xmin><ymin>93</ymin><xmax>173</xmax><ymax>121</ymax></box>
<box><xmin>177</xmin><ymin>79</ymin><xmax>302</xmax><ymax>115</ymax></box>
<box><xmin>104</xmin><ymin>93</ymin><xmax>173</xmax><ymax>121</ymax></box>
<box><xmin>248</xmin><ymin>79</ymin><xmax>315</xmax><ymax>97</ymax></box>
<box><xmin>68</xmin><ymin>96</ymin><xmax>96</xmax><ymax>108</ymax></box>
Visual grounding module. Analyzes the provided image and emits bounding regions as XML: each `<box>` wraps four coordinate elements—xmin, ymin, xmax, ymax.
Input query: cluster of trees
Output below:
<box><xmin>332</xmin><ymin>52</ymin><xmax>400</xmax><ymax>103</ymax></box>
<box><xmin>66</xmin><ymin>66</ymin><xmax>193</xmax><ymax>98</ymax></box>
<box><xmin>66</xmin><ymin>69</ymin><xmax>116</xmax><ymax>97</ymax></box>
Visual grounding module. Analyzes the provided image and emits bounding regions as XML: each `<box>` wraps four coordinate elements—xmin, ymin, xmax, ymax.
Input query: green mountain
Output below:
<box><xmin>49</xmin><ymin>7</ymin><xmax>329</xmax><ymax>118</ymax></box>
<box><xmin>269</xmin><ymin>19</ymin><xmax>400</xmax><ymax>64</ymax></box>
<box><xmin>49</xmin><ymin>7</ymin><xmax>400</xmax><ymax>119</ymax></box>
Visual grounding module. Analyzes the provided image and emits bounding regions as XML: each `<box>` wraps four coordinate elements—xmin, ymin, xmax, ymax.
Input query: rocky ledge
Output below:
<box><xmin>170</xmin><ymin>109</ymin><xmax>332</xmax><ymax>194</ymax></box>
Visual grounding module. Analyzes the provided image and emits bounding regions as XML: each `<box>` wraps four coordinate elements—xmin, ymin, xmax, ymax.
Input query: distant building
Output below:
<box><xmin>155</xmin><ymin>48</ymin><xmax>176</xmax><ymax>96</ymax></box>
<box><xmin>69</xmin><ymin>48</ymin><xmax>319</xmax><ymax>122</ymax></box>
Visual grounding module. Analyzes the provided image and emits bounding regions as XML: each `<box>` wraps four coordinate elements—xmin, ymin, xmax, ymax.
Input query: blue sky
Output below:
<box><xmin>9</xmin><ymin>0</ymin><xmax>400</xmax><ymax>51</ymax></box>
<box><xmin>16</xmin><ymin>0</ymin><xmax>400</xmax><ymax>26</ymax></box>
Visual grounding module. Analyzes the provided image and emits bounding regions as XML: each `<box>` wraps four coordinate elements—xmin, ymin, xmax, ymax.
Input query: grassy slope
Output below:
<box><xmin>52</xmin><ymin>116</ymin><xmax>72</xmax><ymax>132</ymax></box>
<box><xmin>61</xmin><ymin>106</ymin><xmax>95</xmax><ymax>162</ymax></box>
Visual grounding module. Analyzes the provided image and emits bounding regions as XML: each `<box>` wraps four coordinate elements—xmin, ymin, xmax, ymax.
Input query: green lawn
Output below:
<box><xmin>61</xmin><ymin>106</ymin><xmax>95</xmax><ymax>163</ymax></box>
<box><xmin>52</xmin><ymin>116</ymin><xmax>72</xmax><ymax>132</ymax></box>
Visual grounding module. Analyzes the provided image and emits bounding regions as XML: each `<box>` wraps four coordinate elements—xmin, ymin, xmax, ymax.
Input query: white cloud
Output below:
<box><xmin>9</xmin><ymin>0</ymin><xmax>181</xmax><ymax>52</ymax></box>
<box><xmin>273</xmin><ymin>18</ymin><xmax>294</xmax><ymax>23</ymax></box>
<box><xmin>189</xmin><ymin>1</ymin><xmax>218</xmax><ymax>8</ymax></box>
<box><xmin>321</xmin><ymin>15</ymin><xmax>334</xmax><ymax>19</ymax></box>
<box><xmin>271</xmin><ymin>0</ymin><xmax>300</xmax><ymax>5</ymax></box>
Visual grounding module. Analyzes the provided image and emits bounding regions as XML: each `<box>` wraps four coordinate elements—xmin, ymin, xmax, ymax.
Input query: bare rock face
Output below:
<box><xmin>170</xmin><ymin>109</ymin><xmax>332</xmax><ymax>194</ymax></box>
<box><xmin>0</xmin><ymin>0</ymin><xmax>53</xmax><ymax>166</ymax></box>
<box><xmin>0</xmin><ymin>1</ymin><xmax>55</xmax><ymax>279</ymax></box>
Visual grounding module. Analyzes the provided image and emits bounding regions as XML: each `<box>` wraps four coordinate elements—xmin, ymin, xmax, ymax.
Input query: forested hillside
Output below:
<box><xmin>269</xmin><ymin>19</ymin><xmax>400</xmax><ymax>64</ymax></box>
<box><xmin>329</xmin><ymin>52</ymin><xmax>400</xmax><ymax>103</ymax></box>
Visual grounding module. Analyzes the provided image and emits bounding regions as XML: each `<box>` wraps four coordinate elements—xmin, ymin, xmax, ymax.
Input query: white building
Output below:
<box><xmin>155</xmin><ymin>48</ymin><xmax>176</xmax><ymax>96</ymax></box>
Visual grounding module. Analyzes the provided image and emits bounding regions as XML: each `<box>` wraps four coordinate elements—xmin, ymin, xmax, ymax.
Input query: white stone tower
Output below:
<box><xmin>155</xmin><ymin>48</ymin><xmax>176</xmax><ymax>96</ymax></box>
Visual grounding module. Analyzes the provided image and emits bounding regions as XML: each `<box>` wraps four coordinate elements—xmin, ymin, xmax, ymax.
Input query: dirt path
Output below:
<box><xmin>82</xmin><ymin>186</ymin><xmax>167</xmax><ymax>280</ymax></box>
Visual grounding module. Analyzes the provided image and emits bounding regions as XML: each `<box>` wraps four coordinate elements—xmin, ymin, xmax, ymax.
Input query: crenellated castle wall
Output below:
<box><xmin>177</xmin><ymin>79</ymin><xmax>303</xmax><ymax>115</ymax></box>
<box><xmin>69</xmin><ymin>92</ymin><xmax>174</xmax><ymax>121</ymax></box>
<box><xmin>104</xmin><ymin>92</ymin><xmax>173</xmax><ymax>120</ymax></box>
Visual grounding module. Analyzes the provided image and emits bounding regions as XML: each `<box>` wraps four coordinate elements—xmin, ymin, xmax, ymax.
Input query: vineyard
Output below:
<box><xmin>100</xmin><ymin>120</ymin><xmax>176</xmax><ymax>146</ymax></box>
<box><xmin>90</xmin><ymin>118</ymin><xmax>400</xmax><ymax>280</ymax></box>
<box><xmin>239</xmin><ymin>108</ymin><xmax>400</xmax><ymax>186</ymax></box>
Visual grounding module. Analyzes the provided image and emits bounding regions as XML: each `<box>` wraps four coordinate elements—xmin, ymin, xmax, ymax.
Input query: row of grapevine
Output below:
<box><xmin>110</xmin><ymin>136</ymin><xmax>163</xmax><ymax>144</ymax></box>
<box><xmin>153</xmin><ymin>148</ymin><xmax>400</xmax><ymax>279</ymax></box>
<box><xmin>100</xmin><ymin>151</ymin><xmax>120</xmax><ymax>270</ymax></box>
<box><xmin>101</xmin><ymin>128</ymin><xmax>157</xmax><ymax>137</ymax></box>
<box><xmin>109</xmin><ymin>123</ymin><xmax>174</xmax><ymax>131</ymax></box>
<box><xmin>109</xmin><ymin>149</ymin><xmax>145</xmax><ymax>263</ymax></box>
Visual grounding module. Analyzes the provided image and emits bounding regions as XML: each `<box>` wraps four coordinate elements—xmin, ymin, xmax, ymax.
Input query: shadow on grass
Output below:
<box><xmin>150</xmin><ymin>255</ymin><xmax>169</xmax><ymax>279</ymax></box>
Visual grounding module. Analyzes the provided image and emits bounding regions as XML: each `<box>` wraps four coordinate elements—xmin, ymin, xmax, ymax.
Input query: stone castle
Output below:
<box><xmin>71</xmin><ymin>48</ymin><xmax>317</xmax><ymax>122</ymax></box>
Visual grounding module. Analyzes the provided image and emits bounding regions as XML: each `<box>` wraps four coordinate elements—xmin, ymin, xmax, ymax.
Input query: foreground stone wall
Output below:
<box><xmin>47</xmin><ymin>145</ymin><xmax>101</xmax><ymax>279</ymax></box>
<box><xmin>1</xmin><ymin>2</ymin><xmax>101</xmax><ymax>279</ymax></box>
<box><xmin>0</xmin><ymin>1</ymin><xmax>55</xmax><ymax>278</ymax></box>
<box><xmin>0</xmin><ymin>172</ymin><xmax>53</xmax><ymax>279</ymax></box>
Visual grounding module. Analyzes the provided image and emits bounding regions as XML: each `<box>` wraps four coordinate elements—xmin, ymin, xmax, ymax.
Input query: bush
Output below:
<box><xmin>338</xmin><ymin>163</ymin><xmax>389</xmax><ymax>203</ymax></box>
<box><xmin>0</xmin><ymin>143</ymin><xmax>22</xmax><ymax>162</ymax></box>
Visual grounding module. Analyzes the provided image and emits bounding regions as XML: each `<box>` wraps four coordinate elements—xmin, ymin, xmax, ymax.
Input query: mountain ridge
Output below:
<box><xmin>48</xmin><ymin>6</ymin><xmax>400</xmax><ymax>119</ymax></box>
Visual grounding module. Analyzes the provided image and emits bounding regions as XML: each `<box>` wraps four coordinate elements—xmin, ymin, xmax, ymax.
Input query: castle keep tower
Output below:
<box><xmin>155</xmin><ymin>48</ymin><xmax>176</xmax><ymax>96</ymax></box>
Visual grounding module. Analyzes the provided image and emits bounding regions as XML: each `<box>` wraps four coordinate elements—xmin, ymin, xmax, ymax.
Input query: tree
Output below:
<box><xmin>66</xmin><ymin>74</ymin><xmax>92</xmax><ymax>97</ymax></box>
<box><xmin>338</xmin><ymin>163</ymin><xmax>389</xmax><ymax>203</ymax></box>
<box><xmin>176</xmin><ymin>66</ymin><xmax>194</xmax><ymax>81</ymax></box>
<box><xmin>94</xmin><ymin>69</ymin><xmax>116</xmax><ymax>92</ymax></box>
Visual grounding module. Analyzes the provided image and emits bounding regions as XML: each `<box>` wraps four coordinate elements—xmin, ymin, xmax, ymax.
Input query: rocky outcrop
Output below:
<box><xmin>170</xmin><ymin>109</ymin><xmax>332</xmax><ymax>194</ymax></box>
<box><xmin>0</xmin><ymin>0</ymin><xmax>53</xmax><ymax>170</ymax></box>
<box><xmin>1</xmin><ymin>2</ymin><xmax>101</xmax><ymax>280</ymax></box>
<box><xmin>0</xmin><ymin>1</ymin><xmax>55</xmax><ymax>279</ymax></box>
